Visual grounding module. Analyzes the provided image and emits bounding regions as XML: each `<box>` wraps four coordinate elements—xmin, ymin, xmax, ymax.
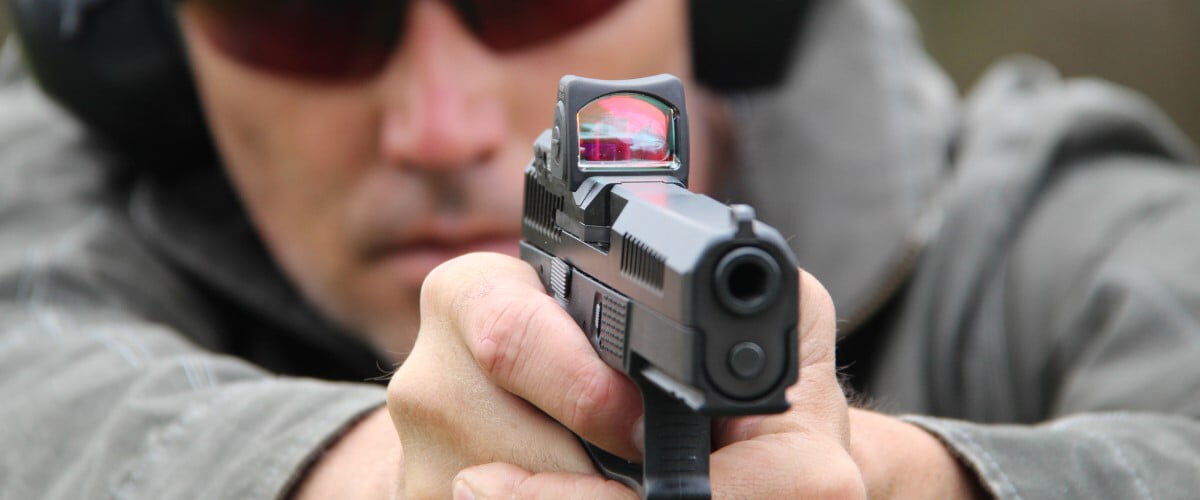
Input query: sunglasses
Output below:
<box><xmin>184</xmin><ymin>0</ymin><xmax>629</xmax><ymax>81</ymax></box>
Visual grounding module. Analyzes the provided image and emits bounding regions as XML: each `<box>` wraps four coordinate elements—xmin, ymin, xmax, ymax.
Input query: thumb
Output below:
<box><xmin>454</xmin><ymin>462</ymin><xmax>637</xmax><ymax>500</ymax></box>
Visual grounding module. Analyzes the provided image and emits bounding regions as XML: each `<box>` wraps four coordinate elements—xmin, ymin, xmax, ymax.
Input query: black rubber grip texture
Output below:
<box><xmin>583</xmin><ymin>370</ymin><xmax>712</xmax><ymax>499</ymax></box>
<box><xmin>641</xmin><ymin>380</ymin><xmax>711</xmax><ymax>499</ymax></box>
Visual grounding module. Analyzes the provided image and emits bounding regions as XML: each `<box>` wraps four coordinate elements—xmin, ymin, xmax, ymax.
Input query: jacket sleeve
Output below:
<box><xmin>0</xmin><ymin>186</ymin><xmax>389</xmax><ymax>499</ymax></box>
<box><xmin>0</xmin><ymin>43</ymin><xmax>387</xmax><ymax>499</ymax></box>
<box><xmin>905</xmin><ymin>156</ymin><xmax>1200</xmax><ymax>499</ymax></box>
<box><xmin>0</xmin><ymin>300</ymin><xmax>387</xmax><ymax>499</ymax></box>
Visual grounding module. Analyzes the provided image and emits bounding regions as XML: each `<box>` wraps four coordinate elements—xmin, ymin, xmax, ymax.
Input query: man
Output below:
<box><xmin>2</xmin><ymin>0</ymin><xmax>1199</xmax><ymax>498</ymax></box>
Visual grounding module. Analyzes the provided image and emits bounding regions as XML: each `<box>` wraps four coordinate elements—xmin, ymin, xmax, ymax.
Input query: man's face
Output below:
<box><xmin>177</xmin><ymin>0</ymin><xmax>709</xmax><ymax>356</ymax></box>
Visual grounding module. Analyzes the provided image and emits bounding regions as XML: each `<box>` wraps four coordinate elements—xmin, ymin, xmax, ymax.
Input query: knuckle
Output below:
<box><xmin>420</xmin><ymin>254</ymin><xmax>494</xmax><ymax>315</ymax></box>
<box><xmin>470</xmin><ymin>294</ymin><xmax>547</xmax><ymax>379</ymax></box>
<box><xmin>421</xmin><ymin>253</ymin><xmax>545</xmax><ymax>325</ymax></box>
<box><xmin>511</xmin><ymin>472</ymin><xmax>538</xmax><ymax>499</ymax></box>
<box><xmin>514</xmin><ymin>475</ymin><xmax>565</xmax><ymax>500</ymax></box>
<box><xmin>387</xmin><ymin>369</ymin><xmax>440</xmax><ymax>429</ymax></box>
<box><xmin>386</xmin><ymin>350</ymin><xmax>464</xmax><ymax>435</ymax></box>
<box><xmin>563</xmin><ymin>363</ymin><xmax>615</xmax><ymax>434</ymax></box>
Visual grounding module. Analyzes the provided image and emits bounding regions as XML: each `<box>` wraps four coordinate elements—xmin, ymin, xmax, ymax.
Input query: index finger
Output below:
<box><xmin>424</xmin><ymin>252</ymin><xmax>645</xmax><ymax>460</ymax></box>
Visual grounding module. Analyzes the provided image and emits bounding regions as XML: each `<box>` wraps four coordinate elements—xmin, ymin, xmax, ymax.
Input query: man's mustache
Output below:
<box><xmin>348</xmin><ymin>168</ymin><xmax>522</xmax><ymax>257</ymax></box>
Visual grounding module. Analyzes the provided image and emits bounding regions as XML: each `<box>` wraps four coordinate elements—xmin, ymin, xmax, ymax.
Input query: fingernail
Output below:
<box><xmin>632</xmin><ymin>415</ymin><xmax>645</xmax><ymax>455</ymax></box>
<box><xmin>453</xmin><ymin>478</ymin><xmax>476</xmax><ymax>500</ymax></box>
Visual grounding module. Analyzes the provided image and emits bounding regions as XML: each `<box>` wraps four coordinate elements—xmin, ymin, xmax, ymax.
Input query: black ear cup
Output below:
<box><xmin>6</xmin><ymin>0</ymin><xmax>810</xmax><ymax>169</ymax></box>
<box><xmin>7</xmin><ymin>0</ymin><xmax>214</xmax><ymax>169</ymax></box>
<box><xmin>689</xmin><ymin>0</ymin><xmax>812</xmax><ymax>92</ymax></box>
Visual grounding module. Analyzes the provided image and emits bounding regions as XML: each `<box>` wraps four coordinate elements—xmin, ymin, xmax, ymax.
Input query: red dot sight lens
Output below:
<box><xmin>577</xmin><ymin>93</ymin><xmax>674</xmax><ymax>165</ymax></box>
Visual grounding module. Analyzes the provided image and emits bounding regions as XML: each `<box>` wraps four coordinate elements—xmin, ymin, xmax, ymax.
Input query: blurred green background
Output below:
<box><xmin>906</xmin><ymin>0</ymin><xmax>1200</xmax><ymax>143</ymax></box>
<box><xmin>1</xmin><ymin>6</ymin><xmax>8</xmax><ymax>51</ymax></box>
<box><xmin>0</xmin><ymin>2</ymin><xmax>1196</xmax><ymax>141</ymax></box>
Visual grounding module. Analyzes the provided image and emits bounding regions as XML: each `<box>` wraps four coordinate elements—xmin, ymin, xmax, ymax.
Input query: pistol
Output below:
<box><xmin>520</xmin><ymin>74</ymin><xmax>800</xmax><ymax>499</ymax></box>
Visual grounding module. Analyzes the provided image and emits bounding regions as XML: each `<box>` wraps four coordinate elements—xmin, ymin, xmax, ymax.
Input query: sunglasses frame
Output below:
<box><xmin>182</xmin><ymin>0</ymin><xmax>634</xmax><ymax>81</ymax></box>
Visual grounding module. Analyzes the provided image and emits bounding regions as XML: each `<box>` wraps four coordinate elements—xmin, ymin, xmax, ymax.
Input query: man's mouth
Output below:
<box><xmin>373</xmin><ymin>234</ymin><xmax>521</xmax><ymax>286</ymax></box>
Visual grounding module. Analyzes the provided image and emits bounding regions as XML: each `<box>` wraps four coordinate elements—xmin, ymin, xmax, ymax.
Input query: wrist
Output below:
<box><xmin>848</xmin><ymin>409</ymin><xmax>982</xmax><ymax>499</ymax></box>
<box><xmin>292</xmin><ymin>406</ymin><xmax>402</xmax><ymax>500</ymax></box>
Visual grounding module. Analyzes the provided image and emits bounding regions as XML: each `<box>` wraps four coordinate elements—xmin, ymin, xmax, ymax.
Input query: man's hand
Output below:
<box><xmin>388</xmin><ymin>252</ymin><xmax>979</xmax><ymax>498</ymax></box>
<box><xmin>386</xmin><ymin>253</ymin><xmax>601</xmax><ymax>498</ymax></box>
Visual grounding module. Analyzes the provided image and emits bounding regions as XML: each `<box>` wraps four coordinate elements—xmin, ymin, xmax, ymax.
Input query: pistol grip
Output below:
<box><xmin>582</xmin><ymin>370</ymin><xmax>712</xmax><ymax>500</ymax></box>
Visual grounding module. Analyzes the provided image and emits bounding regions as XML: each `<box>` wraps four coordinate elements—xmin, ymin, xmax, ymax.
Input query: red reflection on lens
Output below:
<box><xmin>578</xmin><ymin>94</ymin><xmax>672</xmax><ymax>163</ymax></box>
<box><xmin>189</xmin><ymin>0</ymin><xmax>627</xmax><ymax>80</ymax></box>
<box><xmin>190</xmin><ymin>0</ymin><xmax>404</xmax><ymax>80</ymax></box>
<box><xmin>457</xmin><ymin>0</ymin><xmax>629</xmax><ymax>51</ymax></box>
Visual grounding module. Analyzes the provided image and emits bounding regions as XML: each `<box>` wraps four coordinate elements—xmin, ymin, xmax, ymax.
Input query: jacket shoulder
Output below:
<box><xmin>869</xmin><ymin>56</ymin><xmax>1200</xmax><ymax>418</ymax></box>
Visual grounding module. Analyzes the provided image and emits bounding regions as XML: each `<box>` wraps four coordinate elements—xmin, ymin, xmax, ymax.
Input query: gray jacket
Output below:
<box><xmin>2</xmin><ymin>0</ymin><xmax>1199</xmax><ymax>498</ymax></box>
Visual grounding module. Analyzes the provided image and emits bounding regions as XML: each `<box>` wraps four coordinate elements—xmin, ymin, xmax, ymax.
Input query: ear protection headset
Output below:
<box><xmin>8</xmin><ymin>0</ymin><xmax>215</xmax><ymax>168</ymax></box>
<box><xmin>5</xmin><ymin>0</ymin><xmax>812</xmax><ymax>169</ymax></box>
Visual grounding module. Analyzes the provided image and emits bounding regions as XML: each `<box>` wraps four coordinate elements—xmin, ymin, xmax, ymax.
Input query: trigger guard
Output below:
<box><xmin>581</xmin><ymin>438</ymin><xmax>644</xmax><ymax>495</ymax></box>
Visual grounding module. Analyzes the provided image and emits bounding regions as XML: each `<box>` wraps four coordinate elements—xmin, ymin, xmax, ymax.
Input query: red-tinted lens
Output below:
<box><xmin>189</xmin><ymin>0</ymin><xmax>405</xmax><ymax>80</ymax></box>
<box><xmin>454</xmin><ymin>0</ymin><xmax>629</xmax><ymax>51</ymax></box>
<box><xmin>188</xmin><ymin>0</ymin><xmax>628</xmax><ymax>80</ymax></box>
<box><xmin>578</xmin><ymin>93</ymin><xmax>673</xmax><ymax>163</ymax></box>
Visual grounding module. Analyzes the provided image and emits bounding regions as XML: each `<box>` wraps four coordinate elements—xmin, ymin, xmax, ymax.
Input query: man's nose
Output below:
<box><xmin>377</xmin><ymin>2</ymin><xmax>507</xmax><ymax>172</ymax></box>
